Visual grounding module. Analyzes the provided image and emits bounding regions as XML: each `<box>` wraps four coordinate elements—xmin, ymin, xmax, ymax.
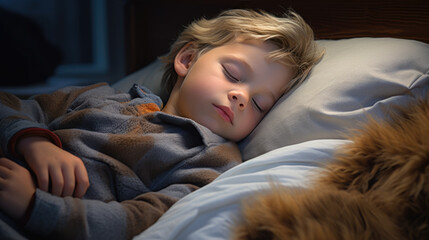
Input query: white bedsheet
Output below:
<box><xmin>135</xmin><ymin>139</ymin><xmax>346</xmax><ymax>239</ymax></box>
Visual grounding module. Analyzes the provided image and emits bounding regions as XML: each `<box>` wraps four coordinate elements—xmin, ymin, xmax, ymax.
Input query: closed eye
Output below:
<box><xmin>252</xmin><ymin>98</ymin><xmax>263</xmax><ymax>112</ymax></box>
<box><xmin>222</xmin><ymin>65</ymin><xmax>239</xmax><ymax>82</ymax></box>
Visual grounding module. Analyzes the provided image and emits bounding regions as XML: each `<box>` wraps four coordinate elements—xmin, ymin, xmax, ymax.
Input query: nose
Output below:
<box><xmin>228</xmin><ymin>90</ymin><xmax>249</xmax><ymax>110</ymax></box>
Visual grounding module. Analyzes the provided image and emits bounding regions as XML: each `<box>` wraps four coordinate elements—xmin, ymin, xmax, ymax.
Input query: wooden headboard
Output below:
<box><xmin>124</xmin><ymin>0</ymin><xmax>429</xmax><ymax>74</ymax></box>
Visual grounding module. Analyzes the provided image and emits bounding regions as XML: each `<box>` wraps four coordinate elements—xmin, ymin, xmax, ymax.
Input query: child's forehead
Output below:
<box><xmin>220</xmin><ymin>37</ymin><xmax>295</xmax><ymax>72</ymax></box>
<box><xmin>225</xmin><ymin>36</ymin><xmax>279</xmax><ymax>51</ymax></box>
<box><xmin>213</xmin><ymin>38</ymin><xmax>290</xmax><ymax>71</ymax></box>
<box><xmin>205</xmin><ymin>38</ymin><xmax>279</xmax><ymax>61</ymax></box>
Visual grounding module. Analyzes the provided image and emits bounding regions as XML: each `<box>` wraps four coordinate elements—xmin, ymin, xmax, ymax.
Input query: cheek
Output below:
<box><xmin>237</xmin><ymin>112</ymin><xmax>263</xmax><ymax>138</ymax></box>
<box><xmin>177</xmin><ymin>75</ymin><xmax>219</xmax><ymax>117</ymax></box>
<box><xmin>195</xmin><ymin>81</ymin><xmax>217</xmax><ymax>95</ymax></box>
<box><xmin>182</xmin><ymin>85</ymin><xmax>211</xmax><ymax>111</ymax></box>
<box><xmin>183</xmin><ymin>72</ymin><xmax>220</xmax><ymax>97</ymax></box>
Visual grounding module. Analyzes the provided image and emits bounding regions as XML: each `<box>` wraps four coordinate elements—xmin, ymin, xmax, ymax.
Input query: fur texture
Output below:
<box><xmin>233</xmin><ymin>92</ymin><xmax>429</xmax><ymax>240</ymax></box>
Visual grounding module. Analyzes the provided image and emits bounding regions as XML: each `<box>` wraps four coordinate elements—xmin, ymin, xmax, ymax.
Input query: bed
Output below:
<box><xmin>112</xmin><ymin>0</ymin><xmax>429</xmax><ymax>239</ymax></box>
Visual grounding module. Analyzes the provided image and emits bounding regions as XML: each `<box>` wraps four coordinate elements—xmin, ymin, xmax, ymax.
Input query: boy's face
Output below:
<box><xmin>163</xmin><ymin>39</ymin><xmax>293</xmax><ymax>141</ymax></box>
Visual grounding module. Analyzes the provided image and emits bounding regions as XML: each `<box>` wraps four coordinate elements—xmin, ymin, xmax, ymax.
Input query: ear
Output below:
<box><xmin>174</xmin><ymin>42</ymin><xmax>197</xmax><ymax>77</ymax></box>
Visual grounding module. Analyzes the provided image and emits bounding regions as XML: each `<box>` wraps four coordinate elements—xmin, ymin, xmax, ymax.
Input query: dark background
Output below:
<box><xmin>1</xmin><ymin>0</ymin><xmax>428</xmax><ymax>94</ymax></box>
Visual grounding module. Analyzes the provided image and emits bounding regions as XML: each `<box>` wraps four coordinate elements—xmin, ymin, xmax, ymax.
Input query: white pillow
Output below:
<box><xmin>112</xmin><ymin>38</ymin><xmax>429</xmax><ymax>160</ymax></box>
<box><xmin>240</xmin><ymin>38</ymin><xmax>429</xmax><ymax>159</ymax></box>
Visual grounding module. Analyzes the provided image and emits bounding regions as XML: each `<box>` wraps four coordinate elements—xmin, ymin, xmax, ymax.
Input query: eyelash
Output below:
<box><xmin>223</xmin><ymin>65</ymin><xmax>263</xmax><ymax>113</ymax></box>
<box><xmin>252</xmin><ymin>99</ymin><xmax>263</xmax><ymax>112</ymax></box>
<box><xmin>222</xmin><ymin>65</ymin><xmax>239</xmax><ymax>82</ymax></box>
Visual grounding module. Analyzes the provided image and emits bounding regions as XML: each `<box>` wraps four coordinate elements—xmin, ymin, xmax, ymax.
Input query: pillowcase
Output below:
<box><xmin>112</xmin><ymin>38</ymin><xmax>429</xmax><ymax>160</ymax></box>
<box><xmin>240</xmin><ymin>38</ymin><xmax>429</xmax><ymax>159</ymax></box>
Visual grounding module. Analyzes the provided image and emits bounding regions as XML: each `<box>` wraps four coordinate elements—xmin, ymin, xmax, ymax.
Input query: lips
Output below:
<box><xmin>213</xmin><ymin>104</ymin><xmax>234</xmax><ymax>124</ymax></box>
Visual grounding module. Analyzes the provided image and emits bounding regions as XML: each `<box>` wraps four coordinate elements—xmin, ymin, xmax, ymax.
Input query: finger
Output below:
<box><xmin>36</xmin><ymin>167</ymin><xmax>50</xmax><ymax>192</ymax></box>
<box><xmin>61</xmin><ymin>166</ymin><xmax>75</xmax><ymax>197</ymax></box>
<box><xmin>73</xmin><ymin>164</ymin><xmax>89</xmax><ymax>198</ymax></box>
<box><xmin>0</xmin><ymin>158</ymin><xmax>18</xmax><ymax>179</ymax></box>
<box><xmin>0</xmin><ymin>165</ymin><xmax>11</xmax><ymax>179</ymax></box>
<box><xmin>0</xmin><ymin>158</ymin><xmax>18</xmax><ymax>170</ymax></box>
<box><xmin>0</xmin><ymin>177</ymin><xmax>7</xmax><ymax>190</ymax></box>
<box><xmin>49</xmin><ymin>166</ymin><xmax>64</xmax><ymax>196</ymax></box>
<box><xmin>0</xmin><ymin>178</ymin><xmax>5</xmax><ymax>186</ymax></box>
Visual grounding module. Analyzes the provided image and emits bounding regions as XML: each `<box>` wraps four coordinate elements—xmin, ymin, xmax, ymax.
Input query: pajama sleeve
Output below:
<box><xmin>0</xmin><ymin>83</ymin><xmax>111</xmax><ymax>157</ymax></box>
<box><xmin>24</xmin><ymin>186</ymin><xmax>184</xmax><ymax>240</ymax></box>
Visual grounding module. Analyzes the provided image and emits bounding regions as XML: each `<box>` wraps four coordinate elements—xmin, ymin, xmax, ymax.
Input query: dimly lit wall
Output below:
<box><xmin>0</xmin><ymin>0</ymin><xmax>126</xmax><ymax>94</ymax></box>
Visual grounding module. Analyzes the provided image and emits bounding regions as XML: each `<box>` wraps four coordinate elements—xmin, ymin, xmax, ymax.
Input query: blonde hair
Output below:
<box><xmin>161</xmin><ymin>9</ymin><xmax>324</xmax><ymax>97</ymax></box>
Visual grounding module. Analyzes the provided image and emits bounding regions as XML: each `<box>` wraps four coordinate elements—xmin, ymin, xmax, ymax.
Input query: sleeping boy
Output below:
<box><xmin>0</xmin><ymin>9</ymin><xmax>323</xmax><ymax>239</ymax></box>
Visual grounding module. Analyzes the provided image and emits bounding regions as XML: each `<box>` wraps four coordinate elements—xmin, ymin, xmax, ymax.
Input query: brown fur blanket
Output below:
<box><xmin>233</xmin><ymin>92</ymin><xmax>429</xmax><ymax>240</ymax></box>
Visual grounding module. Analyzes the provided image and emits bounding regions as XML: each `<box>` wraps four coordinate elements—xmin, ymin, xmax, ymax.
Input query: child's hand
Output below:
<box><xmin>0</xmin><ymin>157</ymin><xmax>36</xmax><ymax>220</ymax></box>
<box><xmin>17</xmin><ymin>136</ymin><xmax>89</xmax><ymax>198</ymax></box>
